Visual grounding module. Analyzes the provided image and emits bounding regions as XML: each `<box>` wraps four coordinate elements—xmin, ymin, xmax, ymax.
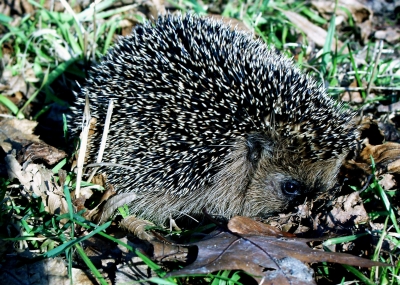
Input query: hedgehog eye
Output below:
<box><xmin>282</xmin><ymin>180</ymin><xmax>302</xmax><ymax>196</ymax></box>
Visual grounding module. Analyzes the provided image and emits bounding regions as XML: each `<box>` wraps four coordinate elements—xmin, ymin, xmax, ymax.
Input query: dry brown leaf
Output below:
<box><xmin>325</xmin><ymin>192</ymin><xmax>369</xmax><ymax>229</ymax></box>
<box><xmin>0</xmin><ymin>67</ymin><xmax>38</xmax><ymax>98</ymax></box>
<box><xmin>1</xmin><ymin>42</ymin><xmax>13</xmax><ymax>67</ymax></box>
<box><xmin>5</xmin><ymin>154</ymin><xmax>32</xmax><ymax>192</ymax></box>
<box><xmin>375</xmin><ymin>28</ymin><xmax>400</xmax><ymax>43</ymax></box>
<box><xmin>5</xmin><ymin>154</ymin><xmax>69</xmax><ymax>215</ymax></box>
<box><xmin>48</xmin><ymin>191</ymin><xmax>69</xmax><ymax>215</ymax></box>
<box><xmin>166</xmin><ymin>230</ymin><xmax>388</xmax><ymax>284</ymax></box>
<box><xmin>281</xmin><ymin>10</ymin><xmax>343</xmax><ymax>49</ymax></box>
<box><xmin>91</xmin><ymin>173</ymin><xmax>107</xmax><ymax>188</ymax></box>
<box><xmin>0</xmin><ymin>118</ymin><xmax>39</xmax><ymax>153</ymax></box>
<box><xmin>0</xmin><ymin>118</ymin><xmax>66</xmax><ymax>165</ymax></box>
<box><xmin>97</xmin><ymin>185</ymin><xmax>116</xmax><ymax>204</ymax></box>
<box><xmin>341</xmin><ymin>118</ymin><xmax>389</xmax><ymax>185</ymax></box>
<box><xmin>151</xmin><ymin>241</ymin><xmax>190</xmax><ymax>263</ymax></box>
<box><xmin>228</xmin><ymin>216</ymin><xmax>296</xmax><ymax>237</ymax></box>
<box><xmin>343</xmin><ymin>138</ymin><xmax>400</xmax><ymax>188</ymax></box>
<box><xmin>312</xmin><ymin>0</ymin><xmax>372</xmax><ymax>22</ymax></box>
<box><xmin>0</xmin><ymin>118</ymin><xmax>66</xmax><ymax>164</ymax></box>
<box><xmin>379</xmin><ymin>174</ymin><xmax>397</xmax><ymax>190</ymax></box>
<box><xmin>18</xmin><ymin>141</ymin><xmax>67</xmax><ymax>165</ymax></box>
<box><xmin>75</xmin><ymin>184</ymin><xmax>116</xmax><ymax>223</ymax></box>
<box><xmin>359</xmin><ymin>141</ymin><xmax>400</xmax><ymax>174</ymax></box>
<box><xmin>79</xmin><ymin>187</ymin><xmax>95</xmax><ymax>199</ymax></box>
<box><xmin>312</xmin><ymin>0</ymin><xmax>373</xmax><ymax>42</ymax></box>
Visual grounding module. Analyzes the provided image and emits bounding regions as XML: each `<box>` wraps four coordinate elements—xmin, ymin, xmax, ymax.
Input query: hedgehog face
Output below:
<box><xmin>243</xmin><ymin>161</ymin><xmax>340</xmax><ymax>217</ymax></box>
<box><xmin>240</xmin><ymin>136</ymin><xmax>345</xmax><ymax>217</ymax></box>
<box><xmin>206</xmin><ymin>134</ymin><xmax>345</xmax><ymax>219</ymax></box>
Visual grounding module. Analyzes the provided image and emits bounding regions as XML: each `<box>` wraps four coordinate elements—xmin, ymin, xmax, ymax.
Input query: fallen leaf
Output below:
<box><xmin>0</xmin><ymin>118</ymin><xmax>66</xmax><ymax>166</ymax></box>
<box><xmin>166</xmin><ymin>230</ymin><xmax>388</xmax><ymax>284</ymax></box>
<box><xmin>375</xmin><ymin>28</ymin><xmax>400</xmax><ymax>43</ymax></box>
<box><xmin>379</xmin><ymin>174</ymin><xmax>396</xmax><ymax>190</ymax></box>
<box><xmin>18</xmin><ymin>142</ymin><xmax>67</xmax><ymax>165</ymax></box>
<box><xmin>72</xmin><ymin>179</ymin><xmax>115</xmax><ymax>223</ymax></box>
<box><xmin>0</xmin><ymin>67</ymin><xmax>38</xmax><ymax>98</ymax></box>
<box><xmin>0</xmin><ymin>118</ymin><xmax>39</xmax><ymax>153</ymax></box>
<box><xmin>5</xmin><ymin>153</ymin><xmax>32</xmax><ymax>192</ymax></box>
<box><xmin>312</xmin><ymin>0</ymin><xmax>373</xmax><ymax>42</ymax></box>
<box><xmin>1</xmin><ymin>42</ymin><xmax>13</xmax><ymax>66</ymax></box>
<box><xmin>228</xmin><ymin>216</ymin><xmax>296</xmax><ymax>237</ymax></box>
<box><xmin>325</xmin><ymin>192</ymin><xmax>369</xmax><ymax>229</ymax></box>
<box><xmin>359</xmin><ymin>141</ymin><xmax>400</xmax><ymax>174</ymax></box>
<box><xmin>5</xmin><ymin>154</ymin><xmax>69</xmax><ymax>215</ymax></box>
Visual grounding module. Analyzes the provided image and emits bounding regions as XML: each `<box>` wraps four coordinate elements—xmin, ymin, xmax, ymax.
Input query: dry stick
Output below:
<box><xmin>366</xmin><ymin>40</ymin><xmax>383</xmax><ymax>97</ymax></box>
<box><xmin>75</xmin><ymin>94</ymin><xmax>91</xmax><ymax>199</ymax></box>
<box><xmin>87</xmin><ymin>99</ymin><xmax>114</xmax><ymax>183</ymax></box>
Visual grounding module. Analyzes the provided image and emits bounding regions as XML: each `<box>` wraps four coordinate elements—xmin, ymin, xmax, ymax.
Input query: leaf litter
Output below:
<box><xmin>141</xmin><ymin>217</ymin><xmax>386</xmax><ymax>285</ymax></box>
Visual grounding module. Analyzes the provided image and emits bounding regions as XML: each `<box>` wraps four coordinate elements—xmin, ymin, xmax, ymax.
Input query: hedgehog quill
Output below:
<box><xmin>70</xmin><ymin>14</ymin><xmax>359</xmax><ymax>224</ymax></box>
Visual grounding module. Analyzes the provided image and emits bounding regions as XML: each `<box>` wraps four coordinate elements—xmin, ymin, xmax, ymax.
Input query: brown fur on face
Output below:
<box><xmin>242</xmin><ymin>150</ymin><xmax>343</xmax><ymax>218</ymax></box>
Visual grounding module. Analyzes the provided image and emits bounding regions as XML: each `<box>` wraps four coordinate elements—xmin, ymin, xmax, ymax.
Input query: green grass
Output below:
<box><xmin>0</xmin><ymin>0</ymin><xmax>399</xmax><ymax>284</ymax></box>
<box><xmin>0</xmin><ymin>0</ymin><xmax>143</xmax><ymax>118</ymax></box>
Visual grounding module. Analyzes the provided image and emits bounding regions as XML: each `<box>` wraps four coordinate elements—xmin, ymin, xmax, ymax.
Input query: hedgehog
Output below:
<box><xmin>70</xmin><ymin>14</ymin><xmax>359</xmax><ymax>224</ymax></box>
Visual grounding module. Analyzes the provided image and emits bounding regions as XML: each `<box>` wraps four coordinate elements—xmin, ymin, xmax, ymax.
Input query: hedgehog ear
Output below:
<box><xmin>245</xmin><ymin>133</ymin><xmax>274</xmax><ymax>164</ymax></box>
